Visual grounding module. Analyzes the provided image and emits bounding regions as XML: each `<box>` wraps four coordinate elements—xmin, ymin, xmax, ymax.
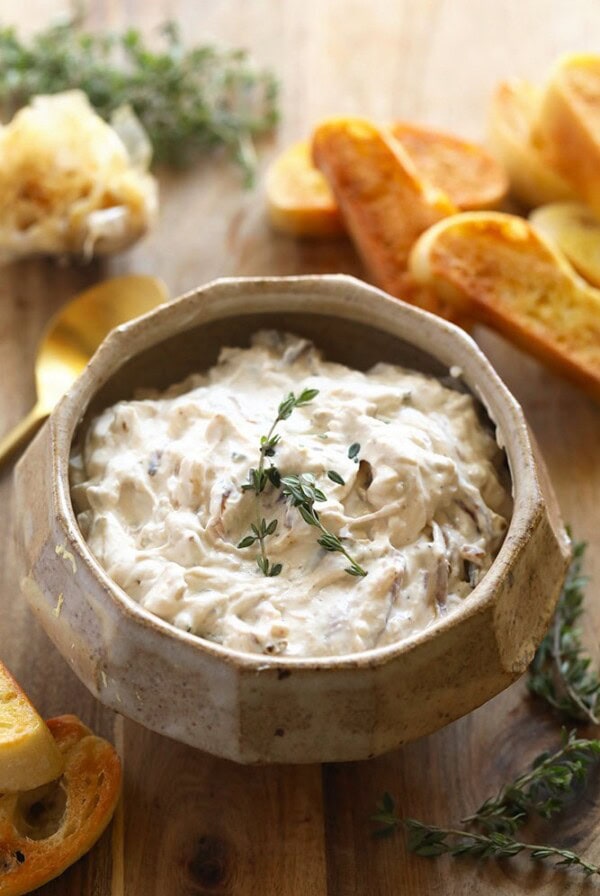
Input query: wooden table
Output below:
<box><xmin>2</xmin><ymin>1</ymin><xmax>600</xmax><ymax>893</ymax></box>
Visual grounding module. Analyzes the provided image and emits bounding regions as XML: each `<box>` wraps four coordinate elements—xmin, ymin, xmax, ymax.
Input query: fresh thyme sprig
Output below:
<box><xmin>372</xmin><ymin>534</ymin><xmax>600</xmax><ymax>881</ymax></box>
<box><xmin>280</xmin><ymin>473</ymin><xmax>367</xmax><ymax>577</ymax></box>
<box><xmin>238</xmin><ymin>388</ymin><xmax>367</xmax><ymax>578</ymax></box>
<box><xmin>374</xmin><ymin>792</ymin><xmax>600</xmax><ymax>877</ymax></box>
<box><xmin>528</xmin><ymin>539</ymin><xmax>600</xmax><ymax>724</ymax></box>
<box><xmin>373</xmin><ymin>731</ymin><xmax>600</xmax><ymax>839</ymax></box>
<box><xmin>238</xmin><ymin>389</ymin><xmax>319</xmax><ymax>577</ymax></box>
<box><xmin>404</xmin><ymin>821</ymin><xmax>600</xmax><ymax>876</ymax></box>
<box><xmin>373</xmin><ymin>731</ymin><xmax>600</xmax><ymax>877</ymax></box>
<box><xmin>462</xmin><ymin>728</ymin><xmax>600</xmax><ymax>833</ymax></box>
<box><xmin>0</xmin><ymin>18</ymin><xmax>279</xmax><ymax>183</ymax></box>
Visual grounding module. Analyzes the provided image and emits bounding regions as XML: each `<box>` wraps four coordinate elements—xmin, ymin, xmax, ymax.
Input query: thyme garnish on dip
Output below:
<box><xmin>238</xmin><ymin>389</ymin><xmax>367</xmax><ymax>578</ymax></box>
<box><xmin>280</xmin><ymin>473</ymin><xmax>367</xmax><ymax>577</ymax></box>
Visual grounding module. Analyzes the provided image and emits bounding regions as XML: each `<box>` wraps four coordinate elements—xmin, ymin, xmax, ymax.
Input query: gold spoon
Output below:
<box><xmin>0</xmin><ymin>274</ymin><xmax>168</xmax><ymax>467</ymax></box>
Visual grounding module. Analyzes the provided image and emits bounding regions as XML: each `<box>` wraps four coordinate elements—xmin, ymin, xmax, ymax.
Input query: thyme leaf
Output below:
<box><xmin>327</xmin><ymin>470</ymin><xmax>345</xmax><ymax>486</ymax></box>
<box><xmin>348</xmin><ymin>442</ymin><xmax>361</xmax><ymax>462</ymax></box>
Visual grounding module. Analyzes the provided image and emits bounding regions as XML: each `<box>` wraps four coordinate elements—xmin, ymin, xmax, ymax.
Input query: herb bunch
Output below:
<box><xmin>238</xmin><ymin>389</ymin><xmax>366</xmax><ymax>578</ymax></box>
<box><xmin>0</xmin><ymin>18</ymin><xmax>279</xmax><ymax>183</ymax></box>
<box><xmin>528</xmin><ymin>539</ymin><xmax>600</xmax><ymax>724</ymax></box>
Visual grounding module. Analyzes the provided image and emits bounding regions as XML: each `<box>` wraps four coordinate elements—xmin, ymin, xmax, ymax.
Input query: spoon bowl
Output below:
<box><xmin>0</xmin><ymin>275</ymin><xmax>168</xmax><ymax>467</ymax></box>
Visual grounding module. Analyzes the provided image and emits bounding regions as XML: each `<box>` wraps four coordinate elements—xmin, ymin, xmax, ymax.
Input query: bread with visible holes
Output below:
<box><xmin>0</xmin><ymin>715</ymin><xmax>121</xmax><ymax>896</ymax></box>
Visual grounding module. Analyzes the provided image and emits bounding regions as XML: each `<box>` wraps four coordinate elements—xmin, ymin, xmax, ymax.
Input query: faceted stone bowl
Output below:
<box><xmin>14</xmin><ymin>275</ymin><xmax>570</xmax><ymax>763</ymax></box>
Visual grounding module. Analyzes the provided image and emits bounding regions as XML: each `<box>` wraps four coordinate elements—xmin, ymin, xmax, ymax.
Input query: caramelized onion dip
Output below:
<box><xmin>70</xmin><ymin>331</ymin><xmax>511</xmax><ymax>657</ymax></box>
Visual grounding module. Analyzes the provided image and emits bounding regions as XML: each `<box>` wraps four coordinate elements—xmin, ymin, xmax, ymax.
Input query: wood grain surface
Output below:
<box><xmin>1</xmin><ymin>1</ymin><xmax>600</xmax><ymax>893</ymax></box>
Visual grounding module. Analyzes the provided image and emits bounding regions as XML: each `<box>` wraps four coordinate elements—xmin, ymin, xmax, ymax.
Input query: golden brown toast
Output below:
<box><xmin>410</xmin><ymin>211</ymin><xmax>600</xmax><ymax>400</ymax></box>
<box><xmin>0</xmin><ymin>662</ymin><xmax>64</xmax><ymax>793</ymax></box>
<box><xmin>0</xmin><ymin>715</ymin><xmax>122</xmax><ymax>896</ymax></box>
<box><xmin>391</xmin><ymin>121</ymin><xmax>508</xmax><ymax>211</ymax></box>
<box><xmin>488</xmin><ymin>79</ymin><xmax>574</xmax><ymax>208</ymax></box>
<box><xmin>266</xmin><ymin>123</ymin><xmax>507</xmax><ymax>238</ymax></box>
<box><xmin>311</xmin><ymin>117</ymin><xmax>466</xmax><ymax>322</ymax></box>
<box><xmin>533</xmin><ymin>54</ymin><xmax>600</xmax><ymax>214</ymax></box>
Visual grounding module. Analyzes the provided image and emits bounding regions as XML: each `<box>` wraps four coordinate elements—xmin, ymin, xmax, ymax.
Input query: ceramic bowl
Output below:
<box><xmin>14</xmin><ymin>275</ymin><xmax>570</xmax><ymax>763</ymax></box>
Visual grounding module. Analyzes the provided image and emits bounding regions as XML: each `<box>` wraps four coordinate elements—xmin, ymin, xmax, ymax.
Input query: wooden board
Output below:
<box><xmin>1</xmin><ymin>1</ymin><xmax>599</xmax><ymax>893</ymax></box>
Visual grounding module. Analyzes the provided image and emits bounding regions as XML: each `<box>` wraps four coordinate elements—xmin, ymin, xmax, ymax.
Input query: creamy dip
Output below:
<box><xmin>70</xmin><ymin>331</ymin><xmax>511</xmax><ymax>657</ymax></box>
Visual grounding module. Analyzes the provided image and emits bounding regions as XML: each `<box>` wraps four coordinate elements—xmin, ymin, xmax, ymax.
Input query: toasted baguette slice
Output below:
<box><xmin>391</xmin><ymin>122</ymin><xmax>508</xmax><ymax>211</ymax></box>
<box><xmin>410</xmin><ymin>211</ymin><xmax>600</xmax><ymax>399</ymax></box>
<box><xmin>488</xmin><ymin>79</ymin><xmax>574</xmax><ymax>208</ymax></box>
<box><xmin>266</xmin><ymin>125</ymin><xmax>507</xmax><ymax>238</ymax></box>
<box><xmin>312</xmin><ymin>117</ymin><xmax>464</xmax><ymax>321</ymax></box>
<box><xmin>533</xmin><ymin>54</ymin><xmax>600</xmax><ymax>214</ymax></box>
<box><xmin>266</xmin><ymin>141</ymin><xmax>345</xmax><ymax>237</ymax></box>
<box><xmin>0</xmin><ymin>663</ymin><xmax>64</xmax><ymax>793</ymax></box>
<box><xmin>0</xmin><ymin>715</ymin><xmax>122</xmax><ymax>896</ymax></box>
<box><xmin>530</xmin><ymin>201</ymin><xmax>600</xmax><ymax>288</ymax></box>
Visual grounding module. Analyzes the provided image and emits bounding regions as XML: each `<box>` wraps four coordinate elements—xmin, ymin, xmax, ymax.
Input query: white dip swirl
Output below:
<box><xmin>70</xmin><ymin>331</ymin><xmax>511</xmax><ymax>657</ymax></box>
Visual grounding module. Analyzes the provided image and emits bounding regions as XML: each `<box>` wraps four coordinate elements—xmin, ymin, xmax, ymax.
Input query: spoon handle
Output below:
<box><xmin>0</xmin><ymin>403</ymin><xmax>48</xmax><ymax>469</ymax></box>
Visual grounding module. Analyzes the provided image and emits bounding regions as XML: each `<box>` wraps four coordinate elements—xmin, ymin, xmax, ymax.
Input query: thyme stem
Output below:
<box><xmin>528</xmin><ymin>539</ymin><xmax>600</xmax><ymax>724</ymax></box>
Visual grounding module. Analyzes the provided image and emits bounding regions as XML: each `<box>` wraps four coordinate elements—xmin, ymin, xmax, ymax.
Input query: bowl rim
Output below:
<box><xmin>47</xmin><ymin>273</ymin><xmax>543</xmax><ymax>671</ymax></box>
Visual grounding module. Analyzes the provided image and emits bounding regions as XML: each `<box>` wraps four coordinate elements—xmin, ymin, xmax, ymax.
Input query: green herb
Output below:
<box><xmin>327</xmin><ymin>470</ymin><xmax>345</xmax><ymax>486</ymax></box>
<box><xmin>404</xmin><ymin>820</ymin><xmax>599</xmax><ymax>877</ymax></box>
<box><xmin>528</xmin><ymin>539</ymin><xmax>600</xmax><ymax>724</ymax></box>
<box><xmin>0</xmin><ymin>17</ymin><xmax>279</xmax><ymax>184</ymax></box>
<box><xmin>462</xmin><ymin>729</ymin><xmax>600</xmax><ymax>833</ymax></box>
<box><xmin>239</xmin><ymin>389</ymin><xmax>366</xmax><ymax>578</ymax></box>
<box><xmin>374</xmin><ymin>730</ymin><xmax>600</xmax><ymax>877</ymax></box>
<box><xmin>348</xmin><ymin>442</ymin><xmax>361</xmax><ymax>462</ymax></box>
<box><xmin>280</xmin><ymin>473</ymin><xmax>367</xmax><ymax>577</ymax></box>
<box><xmin>238</xmin><ymin>389</ymin><xmax>319</xmax><ymax>577</ymax></box>
<box><xmin>372</xmin><ymin>535</ymin><xmax>600</xmax><ymax>881</ymax></box>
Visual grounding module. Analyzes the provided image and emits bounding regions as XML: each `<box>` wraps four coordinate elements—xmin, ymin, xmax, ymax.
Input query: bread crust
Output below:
<box><xmin>0</xmin><ymin>715</ymin><xmax>122</xmax><ymax>896</ymax></box>
<box><xmin>390</xmin><ymin>121</ymin><xmax>508</xmax><ymax>211</ymax></box>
